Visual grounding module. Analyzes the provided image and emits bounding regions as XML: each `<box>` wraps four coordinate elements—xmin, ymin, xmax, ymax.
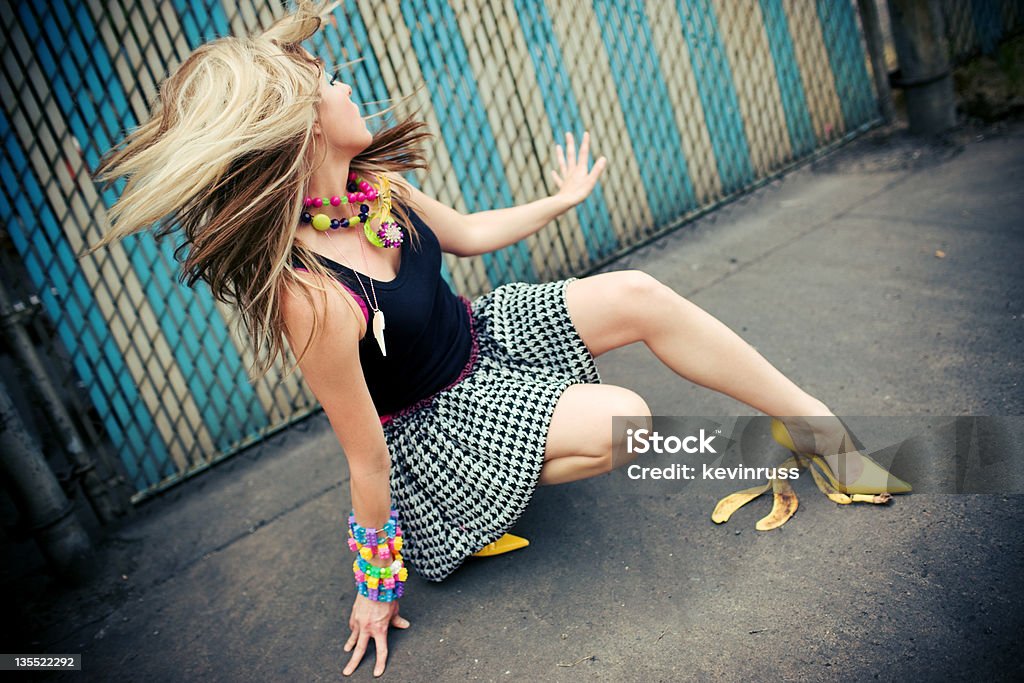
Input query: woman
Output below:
<box><xmin>91</xmin><ymin>1</ymin><xmax>909</xmax><ymax>677</ymax></box>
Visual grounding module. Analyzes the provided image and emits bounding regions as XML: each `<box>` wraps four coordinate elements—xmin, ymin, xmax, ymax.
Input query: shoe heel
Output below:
<box><xmin>470</xmin><ymin>533</ymin><xmax>530</xmax><ymax>558</ymax></box>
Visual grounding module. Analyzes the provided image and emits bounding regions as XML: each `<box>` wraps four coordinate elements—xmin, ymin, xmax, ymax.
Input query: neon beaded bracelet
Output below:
<box><xmin>346</xmin><ymin>508</ymin><xmax>408</xmax><ymax>602</ymax></box>
<box><xmin>346</xmin><ymin>508</ymin><xmax>404</xmax><ymax>561</ymax></box>
<box><xmin>352</xmin><ymin>555</ymin><xmax>409</xmax><ymax>602</ymax></box>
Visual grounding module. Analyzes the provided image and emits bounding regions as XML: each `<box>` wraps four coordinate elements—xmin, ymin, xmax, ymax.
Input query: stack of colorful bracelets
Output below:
<box><xmin>346</xmin><ymin>508</ymin><xmax>408</xmax><ymax>602</ymax></box>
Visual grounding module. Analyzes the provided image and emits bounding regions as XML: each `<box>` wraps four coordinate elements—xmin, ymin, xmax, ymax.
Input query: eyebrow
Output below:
<box><xmin>312</xmin><ymin>56</ymin><xmax>329</xmax><ymax>78</ymax></box>
<box><xmin>319</xmin><ymin>60</ymin><xmax>340</xmax><ymax>79</ymax></box>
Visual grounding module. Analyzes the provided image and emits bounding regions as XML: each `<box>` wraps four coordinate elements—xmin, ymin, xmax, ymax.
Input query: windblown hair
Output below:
<box><xmin>89</xmin><ymin>0</ymin><xmax>431</xmax><ymax>378</ymax></box>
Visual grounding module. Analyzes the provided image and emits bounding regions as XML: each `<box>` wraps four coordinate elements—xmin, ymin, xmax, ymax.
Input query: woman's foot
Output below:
<box><xmin>778</xmin><ymin>414</ymin><xmax>864</xmax><ymax>486</ymax></box>
<box><xmin>774</xmin><ymin>413</ymin><xmax>911</xmax><ymax>494</ymax></box>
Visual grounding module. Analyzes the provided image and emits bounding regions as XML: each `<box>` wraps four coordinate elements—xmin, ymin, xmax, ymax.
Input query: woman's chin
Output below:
<box><xmin>338</xmin><ymin>134</ymin><xmax>373</xmax><ymax>158</ymax></box>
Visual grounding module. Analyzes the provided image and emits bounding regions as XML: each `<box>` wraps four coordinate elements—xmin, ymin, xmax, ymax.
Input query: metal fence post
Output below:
<box><xmin>857</xmin><ymin>0</ymin><xmax>898</xmax><ymax>123</ymax></box>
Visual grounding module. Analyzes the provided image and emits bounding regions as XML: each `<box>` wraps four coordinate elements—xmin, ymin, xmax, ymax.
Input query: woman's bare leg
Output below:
<box><xmin>540</xmin><ymin>270</ymin><xmax>863</xmax><ymax>485</ymax></box>
<box><xmin>566</xmin><ymin>270</ymin><xmax>831</xmax><ymax>418</ymax></box>
<box><xmin>540</xmin><ymin>384</ymin><xmax>651</xmax><ymax>485</ymax></box>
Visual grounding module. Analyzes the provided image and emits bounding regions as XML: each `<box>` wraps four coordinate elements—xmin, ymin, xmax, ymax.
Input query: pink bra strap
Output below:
<box><xmin>294</xmin><ymin>266</ymin><xmax>370</xmax><ymax>324</ymax></box>
<box><xmin>338</xmin><ymin>282</ymin><xmax>370</xmax><ymax>325</ymax></box>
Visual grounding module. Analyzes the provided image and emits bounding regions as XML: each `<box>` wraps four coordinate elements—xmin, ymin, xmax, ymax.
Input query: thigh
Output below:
<box><xmin>564</xmin><ymin>270</ymin><xmax>676</xmax><ymax>357</ymax></box>
<box><xmin>543</xmin><ymin>383</ymin><xmax>652</xmax><ymax>462</ymax></box>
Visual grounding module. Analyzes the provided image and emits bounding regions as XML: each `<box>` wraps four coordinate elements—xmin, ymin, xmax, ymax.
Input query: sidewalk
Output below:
<box><xmin>16</xmin><ymin>119</ymin><xmax>1024</xmax><ymax>681</ymax></box>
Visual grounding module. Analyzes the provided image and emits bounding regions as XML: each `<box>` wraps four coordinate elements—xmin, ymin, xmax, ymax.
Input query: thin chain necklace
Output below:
<box><xmin>324</xmin><ymin>229</ymin><xmax>387</xmax><ymax>357</ymax></box>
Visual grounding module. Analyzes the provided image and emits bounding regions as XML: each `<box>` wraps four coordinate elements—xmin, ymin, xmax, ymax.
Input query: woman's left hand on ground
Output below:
<box><xmin>342</xmin><ymin>594</ymin><xmax>410</xmax><ymax>677</ymax></box>
<box><xmin>550</xmin><ymin>130</ymin><xmax>607</xmax><ymax>207</ymax></box>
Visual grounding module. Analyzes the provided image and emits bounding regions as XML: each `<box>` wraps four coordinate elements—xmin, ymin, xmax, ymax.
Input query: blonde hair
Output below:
<box><xmin>89</xmin><ymin>0</ymin><xmax>431</xmax><ymax>377</ymax></box>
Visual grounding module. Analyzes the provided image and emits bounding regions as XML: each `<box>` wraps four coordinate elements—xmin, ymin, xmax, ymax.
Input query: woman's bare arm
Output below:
<box><xmin>386</xmin><ymin>131</ymin><xmax>606</xmax><ymax>257</ymax></box>
<box><xmin>281</xmin><ymin>274</ymin><xmax>391</xmax><ymax>527</ymax></box>
<box><xmin>280</xmin><ymin>273</ymin><xmax>409</xmax><ymax>677</ymax></box>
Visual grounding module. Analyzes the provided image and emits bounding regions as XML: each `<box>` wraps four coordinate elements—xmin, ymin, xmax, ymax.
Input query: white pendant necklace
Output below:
<box><xmin>325</xmin><ymin>230</ymin><xmax>387</xmax><ymax>357</ymax></box>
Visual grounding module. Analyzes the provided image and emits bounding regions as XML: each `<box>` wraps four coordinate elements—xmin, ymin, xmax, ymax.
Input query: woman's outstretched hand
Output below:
<box><xmin>342</xmin><ymin>594</ymin><xmax>410</xmax><ymax>677</ymax></box>
<box><xmin>550</xmin><ymin>130</ymin><xmax>607</xmax><ymax>207</ymax></box>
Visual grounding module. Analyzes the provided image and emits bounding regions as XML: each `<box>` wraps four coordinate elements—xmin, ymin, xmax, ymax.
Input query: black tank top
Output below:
<box><xmin>300</xmin><ymin>207</ymin><xmax>472</xmax><ymax>415</ymax></box>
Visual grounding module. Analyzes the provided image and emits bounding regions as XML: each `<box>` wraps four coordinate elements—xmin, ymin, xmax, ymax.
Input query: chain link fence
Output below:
<box><xmin>1</xmin><ymin>0</ymin><xmax>891</xmax><ymax>506</ymax></box>
<box><xmin>943</xmin><ymin>0</ymin><xmax>1023</xmax><ymax>63</ymax></box>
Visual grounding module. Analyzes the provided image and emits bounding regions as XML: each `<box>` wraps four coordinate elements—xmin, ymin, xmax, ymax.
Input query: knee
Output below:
<box><xmin>599</xmin><ymin>388</ymin><xmax>653</xmax><ymax>474</ymax></box>
<box><xmin>617</xmin><ymin>270</ymin><xmax>681</xmax><ymax>314</ymax></box>
<box><xmin>610</xmin><ymin>386</ymin><xmax>653</xmax><ymax>422</ymax></box>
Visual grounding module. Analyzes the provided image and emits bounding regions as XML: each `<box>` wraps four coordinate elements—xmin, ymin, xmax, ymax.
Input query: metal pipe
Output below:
<box><xmin>0</xmin><ymin>377</ymin><xmax>96</xmax><ymax>585</ymax></box>
<box><xmin>886</xmin><ymin>0</ymin><xmax>956</xmax><ymax>135</ymax></box>
<box><xmin>0</xmin><ymin>280</ymin><xmax>128</xmax><ymax>524</ymax></box>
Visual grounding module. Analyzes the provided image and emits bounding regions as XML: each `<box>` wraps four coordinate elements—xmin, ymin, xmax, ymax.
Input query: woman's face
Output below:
<box><xmin>311</xmin><ymin>56</ymin><xmax>373</xmax><ymax>157</ymax></box>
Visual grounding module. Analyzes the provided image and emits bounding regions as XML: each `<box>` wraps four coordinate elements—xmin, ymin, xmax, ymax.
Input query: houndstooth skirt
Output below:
<box><xmin>381</xmin><ymin>277</ymin><xmax>602</xmax><ymax>582</ymax></box>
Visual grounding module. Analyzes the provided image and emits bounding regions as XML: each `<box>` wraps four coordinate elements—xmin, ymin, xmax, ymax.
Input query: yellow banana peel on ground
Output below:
<box><xmin>711</xmin><ymin>454</ymin><xmax>892</xmax><ymax>531</ymax></box>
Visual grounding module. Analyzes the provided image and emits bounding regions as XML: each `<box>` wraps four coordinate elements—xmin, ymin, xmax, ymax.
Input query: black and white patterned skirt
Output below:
<box><xmin>381</xmin><ymin>277</ymin><xmax>602</xmax><ymax>582</ymax></box>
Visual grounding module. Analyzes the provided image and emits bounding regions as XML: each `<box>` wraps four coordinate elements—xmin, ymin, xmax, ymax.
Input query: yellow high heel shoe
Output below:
<box><xmin>470</xmin><ymin>533</ymin><xmax>530</xmax><ymax>557</ymax></box>
<box><xmin>770</xmin><ymin>417</ymin><xmax>912</xmax><ymax>495</ymax></box>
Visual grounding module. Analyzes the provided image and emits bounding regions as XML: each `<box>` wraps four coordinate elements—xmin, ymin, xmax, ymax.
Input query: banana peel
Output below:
<box><xmin>755</xmin><ymin>475</ymin><xmax>799</xmax><ymax>531</ymax></box>
<box><xmin>710</xmin><ymin>456</ymin><xmax>798</xmax><ymax>527</ymax></box>
<box><xmin>711</xmin><ymin>481</ymin><xmax>772</xmax><ymax>523</ymax></box>
<box><xmin>803</xmin><ymin>454</ymin><xmax>892</xmax><ymax>505</ymax></box>
<box><xmin>800</xmin><ymin>454</ymin><xmax>852</xmax><ymax>504</ymax></box>
<box><xmin>712</xmin><ymin>453</ymin><xmax>892</xmax><ymax>531</ymax></box>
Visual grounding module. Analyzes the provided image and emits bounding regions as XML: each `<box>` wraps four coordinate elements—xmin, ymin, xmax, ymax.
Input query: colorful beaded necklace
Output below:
<box><xmin>300</xmin><ymin>172</ymin><xmax>404</xmax><ymax>248</ymax></box>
